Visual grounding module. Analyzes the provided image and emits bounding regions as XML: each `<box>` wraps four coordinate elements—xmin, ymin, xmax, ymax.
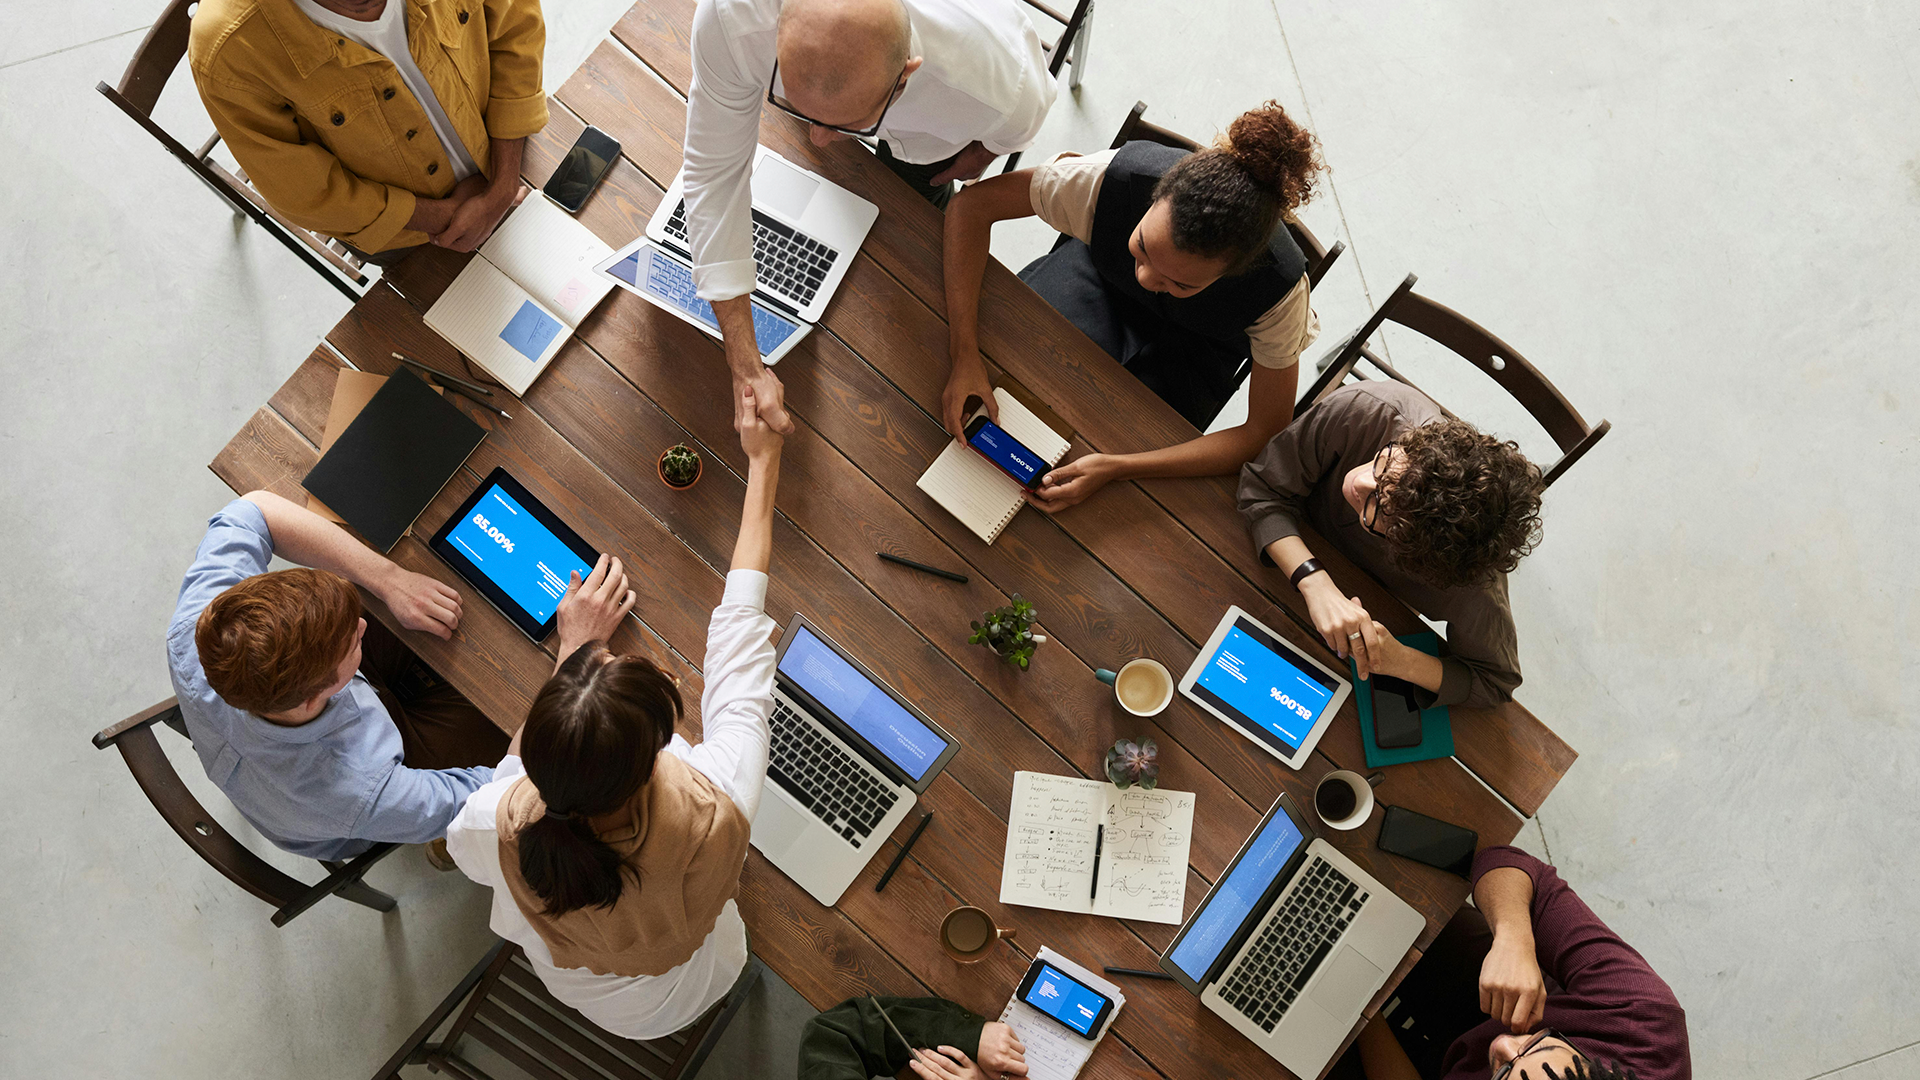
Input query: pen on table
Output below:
<box><xmin>877</xmin><ymin>551</ymin><xmax>969</xmax><ymax>584</ymax></box>
<box><xmin>1090</xmin><ymin>823</ymin><xmax>1103</xmax><ymax>900</ymax></box>
<box><xmin>391</xmin><ymin>352</ymin><xmax>494</xmax><ymax>395</ymax></box>
<box><xmin>1104</xmin><ymin>966</ymin><xmax>1176</xmax><ymax>981</ymax></box>
<box><xmin>874</xmin><ymin>810</ymin><xmax>933</xmax><ymax>893</ymax></box>
<box><xmin>436</xmin><ymin>379</ymin><xmax>512</xmax><ymax>420</ymax></box>
<box><xmin>870</xmin><ymin>996</ymin><xmax>934</xmax><ymax>1068</ymax></box>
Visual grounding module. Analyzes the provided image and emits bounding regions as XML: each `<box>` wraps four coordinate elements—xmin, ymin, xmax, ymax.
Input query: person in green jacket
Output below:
<box><xmin>799</xmin><ymin>996</ymin><xmax>1029</xmax><ymax>1080</ymax></box>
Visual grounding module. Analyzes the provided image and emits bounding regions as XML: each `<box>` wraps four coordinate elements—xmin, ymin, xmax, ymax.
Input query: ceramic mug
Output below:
<box><xmin>940</xmin><ymin>905</ymin><xmax>1016</xmax><ymax>963</ymax></box>
<box><xmin>1313</xmin><ymin>769</ymin><xmax>1385</xmax><ymax>830</ymax></box>
<box><xmin>1095</xmin><ymin>658</ymin><xmax>1175</xmax><ymax>717</ymax></box>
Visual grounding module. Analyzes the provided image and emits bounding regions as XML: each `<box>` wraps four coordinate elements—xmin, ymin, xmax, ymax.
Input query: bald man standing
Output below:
<box><xmin>686</xmin><ymin>0</ymin><xmax>1057</xmax><ymax>434</ymax></box>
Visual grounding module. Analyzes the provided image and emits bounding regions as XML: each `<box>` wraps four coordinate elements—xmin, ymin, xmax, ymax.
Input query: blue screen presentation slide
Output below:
<box><xmin>968</xmin><ymin>420</ymin><xmax>1044</xmax><ymax>486</ymax></box>
<box><xmin>780</xmin><ymin>627</ymin><xmax>945</xmax><ymax>780</ymax></box>
<box><xmin>444</xmin><ymin>484</ymin><xmax>592</xmax><ymax>623</ymax></box>
<box><xmin>1023</xmin><ymin>963</ymin><xmax>1109</xmax><ymax>1036</ymax></box>
<box><xmin>1194</xmin><ymin>622</ymin><xmax>1337</xmax><ymax>752</ymax></box>
<box><xmin>499</xmin><ymin>300</ymin><xmax>563</xmax><ymax>363</ymax></box>
<box><xmin>1168</xmin><ymin>808</ymin><xmax>1305</xmax><ymax>983</ymax></box>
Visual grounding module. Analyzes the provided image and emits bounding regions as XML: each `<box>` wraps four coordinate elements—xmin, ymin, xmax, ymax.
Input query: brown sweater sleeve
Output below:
<box><xmin>1237</xmin><ymin>386</ymin><xmax>1408</xmax><ymax>564</ymax></box>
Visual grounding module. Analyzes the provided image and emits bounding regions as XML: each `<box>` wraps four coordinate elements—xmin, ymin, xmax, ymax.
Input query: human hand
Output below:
<box><xmin>1356</xmin><ymin>619</ymin><xmax>1407</xmax><ymax>680</ymax></box>
<box><xmin>554</xmin><ymin>554</ymin><xmax>636</xmax><ymax>659</ymax></box>
<box><xmin>737</xmin><ymin>384</ymin><xmax>785</xmax><ymax>463</ymax></box>
<box><xmin>1300</xmin><ymin>577</ymin><xmax>1378</xmax><ymax>676</ymax></box>
<box><xmin>734</xmin><ymin>365</ymin><xmax>794</xmax><ymax>436</ymax></box>
<box><xmin>1025</xmin><ymin>454</ymin><xmax>1114</xmax><ymax>513</ymax></box>
<box><xmin>942</xmin><ymin>352</ymin><xmax>996</xmax><ymax>438</ymax></box>
<box><xmin>931</xmin><ymin>141</ymin><xmax>999</xmax><ymax>186</ymax></box>
<box><xmin>974</xmin><ymin>1022</ymin><xmax>1028</xmax><ymax>1079</ymax></box>
<box><xmin>434</xmin><ymin>180</ymin><xmax>518</xmax><ymax>251</ymax></box>
<box><xmin>1479</xmin><ymin>929</ymin><xmax>1546</xmax><ymax>1035</ymax></box>
<box><xmin>907</xmin><ymin>1045</ymin><xmax>987</xmax><ymax>1080</ymax></box>
<box><xmin>377</xmin><ymin>566</ymin><xmax>463</xmax><ymax>640</ymax></box>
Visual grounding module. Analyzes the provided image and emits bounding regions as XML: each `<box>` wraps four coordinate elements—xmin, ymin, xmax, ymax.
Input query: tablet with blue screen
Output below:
<box><xmin>428</xmin><ymin>468</ymin><xmax>601</xmax><ymax>641</ymax></box>
<box><xmin>1178</xmin><ymin>606</ymin><xmax>1351</xmax><ymax>769</ymax></box>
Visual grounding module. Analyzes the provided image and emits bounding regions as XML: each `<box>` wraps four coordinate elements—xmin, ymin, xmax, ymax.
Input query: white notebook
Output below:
<box><xmin>422</xmin><ymin>196</ymin><xmax>615</xmax><ymax>395</ymax></box>
<box><xmin>916</xmin><ymin>388</ymin><xmax>1072</xmax><ymax>544</ymax></box>
<box><xmin>996</xmin><ymin>948</ymin><xmax>1125</xmax><ymax>1080</ymax></box>
<box><xmin>999</xmin><ymin>772</ymin><xmax>1195</xmax><ymax>924</ymax></box>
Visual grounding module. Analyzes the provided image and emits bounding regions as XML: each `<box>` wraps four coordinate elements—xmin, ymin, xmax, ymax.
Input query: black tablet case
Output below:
<box><xmin>301</xmin><ymin>368</ymin><xmax>487</xmax><ymax>552</ymax></box>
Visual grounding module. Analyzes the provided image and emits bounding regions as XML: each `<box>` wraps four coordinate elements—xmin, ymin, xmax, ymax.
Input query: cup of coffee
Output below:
<box><xmin>1096</xmin><ymin>658</ymin><xmax>1174</xmax><ymax>717</ymax></box>
<box><xmin>1313</xmin><ymin>770</ymin><xmax>1383</xmax><ymax>831</ymax></box>
<box><xmin>940</xmin><ymin>905</ymin><xmax>1016</xmax><ymax>963</ymax></box>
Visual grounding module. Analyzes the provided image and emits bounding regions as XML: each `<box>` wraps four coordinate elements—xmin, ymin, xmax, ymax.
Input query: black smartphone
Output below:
<box><xmin>1368</xmin><ymin>673</ymin><xmax>1425</xmax><ymax>749</ymax></box>
<box><xmin>542</xmin><ymin>125</ymin><xmax>620</xmax><ymax>213</ymax></box>
<box><xmin>1015</xmin><ymin>959</ymin><xmax>1114</xmax><ymax>1040</ymax></box>
<box><xmin>1377</xmin><ymin>805</ymin><xmax>1478</xmax><ymax>878</ymax></box>
<box><xmin>963</xmin><ymin>412</ymin><xmax>1047</xmax><ymax>490</ymax></box>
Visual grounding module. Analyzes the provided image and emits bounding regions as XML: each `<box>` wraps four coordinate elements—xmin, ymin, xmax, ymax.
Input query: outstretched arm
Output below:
<box><xmin>734</xmin><ymin>385</ymin><xmax>783</xmax><ymax>572</ymax></box>
<box><xmin>238</xmin><ymin>490</ymin><xmax>462</xmax><ymax>639</ymax></box>
<box><xmin>941</xmin><ymin>170</ymin><xmax>1041</xmax><ymax>437</ymax></box>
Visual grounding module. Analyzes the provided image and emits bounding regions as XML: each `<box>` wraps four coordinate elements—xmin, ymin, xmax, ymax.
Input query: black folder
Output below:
<box><xmin>301</xmin><ymin>367</ymin><xmax>487</xmax><ymax>552</ymax></box>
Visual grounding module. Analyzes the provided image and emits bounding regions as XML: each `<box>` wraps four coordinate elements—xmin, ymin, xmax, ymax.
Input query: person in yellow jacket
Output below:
<box><xmin>188</xmin><ymin>0</ymin><xmax>547</xmax><ymax>257</ymax></box>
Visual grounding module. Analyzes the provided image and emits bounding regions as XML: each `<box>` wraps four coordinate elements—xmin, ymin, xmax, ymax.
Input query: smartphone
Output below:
<box><xmin>542</xmin><ymin>125</ymin><xmax>620</xmax><ymax>213</ymax></box>
<box><xmin>1016</xmin><ymin>959</ymin><xmax>1114</xmax><ymax>1039</ymax></box>
<box><xmin>964</xmin><ymin>412</ymin><xmax>1047</xmax><ymax>489</ymax></box>
<box><xmin>1368</xmin><ymin>673</ymin><xmax>1425</xmax><ymax>749</ymax></box>
<box><xmin>1377</xmin><ymin>805</ymin><xmax>1478</xmax><ymax>878</ymax></box>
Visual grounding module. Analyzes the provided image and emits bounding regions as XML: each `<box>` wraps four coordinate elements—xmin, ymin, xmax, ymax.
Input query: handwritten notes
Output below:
<box><xmin>1000</xmin><ymin>772</ymin><xmax>1195</xmax><ymax>924</ymax></box>
<box><xmin>997</xmin><ymin>948</ymin><xmax>1125</xmax><ymax>1080</ymax></box>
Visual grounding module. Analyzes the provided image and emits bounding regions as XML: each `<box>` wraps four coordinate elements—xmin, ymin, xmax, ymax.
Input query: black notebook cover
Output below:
<box><xmin>301</xmin><ymin>367</ymin><xmax>487</xmax><ymax>552</ymax></box>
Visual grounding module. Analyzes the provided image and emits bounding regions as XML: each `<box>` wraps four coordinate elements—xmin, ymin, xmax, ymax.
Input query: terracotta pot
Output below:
<box><xmin>657</xmin><ymin>447</ymin><xmax>703</xmax><ymax>490</ymax></box>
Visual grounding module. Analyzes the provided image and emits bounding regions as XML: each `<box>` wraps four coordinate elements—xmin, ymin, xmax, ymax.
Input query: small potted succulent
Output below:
<box><xmin>1106</xmin><ymin>738</ymin><xmax>1160</xmax><ymax>790</ymax></box>
<box><xmin>969</xmin><ymin>594</ymin><xmax>1046</xmax><ymax>670</ymax></box>
<box><xmin>657</xmin><ymin>443</ymin><xmax>703</xmax><ymax>490</ymax></box>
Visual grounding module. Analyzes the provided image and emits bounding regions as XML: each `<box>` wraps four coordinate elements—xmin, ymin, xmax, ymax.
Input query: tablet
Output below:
<box><xmin>428</xmin><ymin>468</ymin><xmax>599</xmax><ymax>641</ymax></box>
<box><xmin>1178</xmin><ymin>606</ymin><xmax>1351</xmax><ymax>769</ymax></box>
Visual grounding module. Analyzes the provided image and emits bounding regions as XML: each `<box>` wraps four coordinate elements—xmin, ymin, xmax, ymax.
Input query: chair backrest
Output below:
<box><xmin>1304</xmin><ymin>273</ymin><xmax>1612</xmax><ymax>487</ymax></box>
<box><xmin>1017</xmin><ymin>0</ymin><xmax>1093</xmax><ymax>78</ymax></box>
<box><xmin>1106</xmin><ymin>101</ymin><xmax>1346</xmax><ymax>288</ymax></box>
<box><xmin>113</xmin><ymin>0</ymin><xmax>198</xmax><ymax>116</ymax></box>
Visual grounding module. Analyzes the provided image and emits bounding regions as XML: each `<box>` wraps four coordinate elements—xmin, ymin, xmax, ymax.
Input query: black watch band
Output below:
<box><xmin>1289</xmin><ymin>558</ymin><xmax>1327</xmax><ymax>589</ymax></box>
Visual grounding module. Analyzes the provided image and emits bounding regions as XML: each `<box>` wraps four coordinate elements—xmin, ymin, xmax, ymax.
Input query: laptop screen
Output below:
<box><xmin>1165</xmin><ymin>799</ymin><xmax>1308</xmax><ymax>986</ymax></box>
<box><xmin>779</xmin><ymin>625</ymin><xmax>947</xmax><ymax>781</ymax></box>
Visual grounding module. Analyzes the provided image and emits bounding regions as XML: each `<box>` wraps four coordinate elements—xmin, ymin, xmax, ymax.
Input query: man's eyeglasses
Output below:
<box><xmin>1360</xmin><ymin>445</ymin><xmax>1397</xmax><ymax>538</ymax></box>
<box><xmin>766</xmin><ymin>60</ymin><xmax>908</xmax><ymax>138</ymax></box>
<box><xmin>1492</xmin><ymin>1029</ymin><xmax>1583</xmax><ymax>1080</ymax></box>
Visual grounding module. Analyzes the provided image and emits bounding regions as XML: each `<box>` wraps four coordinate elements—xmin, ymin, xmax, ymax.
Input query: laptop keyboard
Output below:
<box><xmin>664</xmin><ymin>201</ymin><xmax>839</xmax><ymax>308</ymax></box>
<box><xmin>1219</xmin><ymin>857</ymin><xmax>1369</xmax><ymax>1033</ymax></box>
<box><xmin>767</xmin><ymin>700</ymin><xmax>899</xmax><ymax>848</ymax></box>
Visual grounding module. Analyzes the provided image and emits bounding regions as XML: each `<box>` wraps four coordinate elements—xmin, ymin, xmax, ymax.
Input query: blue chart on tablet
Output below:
<box><xmin>1194</xmin><ymin>622</ymin><xmax>1336</xmax><ymax>752</ymax></box>
<box><xmin>443</xmin><ymin>483</ymin><xmax>592</xmax><ymax>622</ymax></box>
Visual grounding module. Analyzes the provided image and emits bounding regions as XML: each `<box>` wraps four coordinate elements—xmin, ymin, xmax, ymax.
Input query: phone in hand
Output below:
<box><xmin>1016</xmin><ymin>959</ymin><xmax>1114</xmax><ymax>1040</ymax></box>
<box><xmin>1368</xmin><ymin>673</ymin><xmax>1425</xmax><ymax>749</ymax></box>
<box><xmin>964</xmin><ymin>411</ymin><xmax>1047</xmax><ymax>490</ymax></box>
<box><xmin>542</xmin><ymin>125</ymin><xmax>620</xmax><ymax>213</ymax></box>
<box><xmin>1377</xmin><ymin>805</ymin><xmax>1478</xmax><ymax>878</ymax></box>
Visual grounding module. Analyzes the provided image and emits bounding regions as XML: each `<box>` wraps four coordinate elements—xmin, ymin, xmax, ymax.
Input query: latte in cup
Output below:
<box><xmin>1117</xmin><ymin>663</ymin><xmax>1171</xmax><ymax>713</ymax></box>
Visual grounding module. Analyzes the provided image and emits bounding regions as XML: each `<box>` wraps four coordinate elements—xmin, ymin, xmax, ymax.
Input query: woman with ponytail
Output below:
<box><xmin>942</xmin><ymin>100</ymin><xmax>1327</xmax><ymax>511</ymax></box>
<box><xmin>446</xmin><ymin>385</ymin><xmax>784</xmax><ymax>1038</ymax></box>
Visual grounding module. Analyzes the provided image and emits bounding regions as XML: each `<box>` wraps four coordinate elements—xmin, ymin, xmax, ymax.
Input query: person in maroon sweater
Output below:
<box><xmin>1348</xmin><ymin>847</ymin><xmax>1690</xmax><ymax>1080</ymax></box>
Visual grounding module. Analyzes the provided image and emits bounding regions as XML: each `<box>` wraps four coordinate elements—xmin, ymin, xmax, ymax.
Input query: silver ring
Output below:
<box><xmin>1348</xmin><ymin>631</ymin><xmax>1363</xmax><ymax>640</ymax></box>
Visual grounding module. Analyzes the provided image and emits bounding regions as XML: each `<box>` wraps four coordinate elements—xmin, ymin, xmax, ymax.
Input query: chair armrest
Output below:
<box><xmin>94</xmin><ymin>698</ymin><xmax>183</xmax><ymax>749</ymax></box>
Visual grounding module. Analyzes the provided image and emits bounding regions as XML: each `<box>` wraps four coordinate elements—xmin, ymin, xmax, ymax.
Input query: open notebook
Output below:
<box><xmin>996</xmin><ymin>948</ymin><xmax>1125</xmax><ymax>1080</ymax></box>
<box><xmin>423</xmin><ymin>196</ymin><xmax>615</xmax><ymax>395</ymax></box>
<box><xmin>916</xmin><ymin>388</ymin><xmax>1072</xmax><ymax>544</ymax></box>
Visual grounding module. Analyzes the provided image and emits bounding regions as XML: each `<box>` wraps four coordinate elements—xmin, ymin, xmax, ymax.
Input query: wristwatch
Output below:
<box><xmin>1288</xmin><ymin>558</ymin><xmax>1327</xmax><ymax>589</ymax></box>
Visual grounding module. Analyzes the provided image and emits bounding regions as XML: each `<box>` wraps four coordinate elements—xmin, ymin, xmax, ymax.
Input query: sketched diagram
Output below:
<box><xmin>1100</xmin><ymin>792</ymin><xmax>1195</xmax><ymax>897</ymax></box>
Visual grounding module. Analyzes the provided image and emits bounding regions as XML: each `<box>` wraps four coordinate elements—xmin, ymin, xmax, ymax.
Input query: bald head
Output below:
<box><xmin>777</xmin><ymin>0</ymin><xmax>912</xmax><ymax>123</ymax></box>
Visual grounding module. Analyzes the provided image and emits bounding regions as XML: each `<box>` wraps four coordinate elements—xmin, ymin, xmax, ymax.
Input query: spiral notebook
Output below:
<box><xmin>995</xmin><ymin>948</ymin><xmax>1125</xmax><ymax>1080</ymax></box>
<box><xmin>916</xmin><ymin>387</ymin><xmax>1072</xmax><ymax>544</ymax></box>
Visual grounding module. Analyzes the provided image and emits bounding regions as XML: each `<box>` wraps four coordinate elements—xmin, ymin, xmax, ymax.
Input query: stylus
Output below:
<box><xmin>437</xmin><ymin>379</ymin><xmax>513</xmax><ymax>420</ymax></box>
<box><xmin>392</xmin><ymin>352</ymin><xmax>495</xmax><ymax>395</ymax></box>
<box><xmin>877</xmin><ymin>551</ymin><xmax>969</xmax><ymax>584</ymax></box>
<box><xmin>1103</xmin><ymin>967</ymin><xmax>1175</xmax><ymax>981</ymax></box>
<box><xmin>874</xmin><ymin>811</ymin><xmax>933</xmax><ymax>892</ymax></box>
<box><xmin>870</xmin><ymin>997</ymin><xmax>934</xmax><ymax>1068</ymax></box>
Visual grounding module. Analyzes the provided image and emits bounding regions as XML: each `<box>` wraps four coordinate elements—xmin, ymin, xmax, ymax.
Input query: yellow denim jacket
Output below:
<box><xmin>189</xmin><ymin>0</ymin><xmax>547</xmax><ymax>252</ymax></box>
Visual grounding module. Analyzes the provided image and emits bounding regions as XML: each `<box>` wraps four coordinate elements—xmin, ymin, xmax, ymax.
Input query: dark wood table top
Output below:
<box><xmin>210</xmin><ymin>5</ymin><xmax>1574</xmax><ymax>1075</ymax></box>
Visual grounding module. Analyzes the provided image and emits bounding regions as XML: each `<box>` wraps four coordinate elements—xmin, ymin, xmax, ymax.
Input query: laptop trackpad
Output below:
<box><xmin>1309</xmin><ymin>947</ymin><xmax>1383</xmax><ymax>1018</ymax></box>
<box><xmin>753</xmin><ymin>157</ymin><xmax>820</xmax><ymax>222</ymax></box>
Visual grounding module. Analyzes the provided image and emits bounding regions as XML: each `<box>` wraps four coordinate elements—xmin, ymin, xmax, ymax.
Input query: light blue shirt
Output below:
<box><xmin>166</xmin><ymin>500</ymin><xmax>493</xmax><ymax>861</ymax></box>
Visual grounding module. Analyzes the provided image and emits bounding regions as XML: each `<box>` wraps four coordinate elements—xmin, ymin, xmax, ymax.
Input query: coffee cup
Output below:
<box><xmin>940</xmin><ymin>905</ymin><xmax>1016</xmax><ymax>963</ymax></box>
<box><xmin>1313</xmin><ymin>770</ymin><xmax>1384</xmax><ymax>831</ymax></box>
<box><xmin>1096</xmin><ymin>658</ymin><xmax>1175</xmax><ymax>717</ymax></box>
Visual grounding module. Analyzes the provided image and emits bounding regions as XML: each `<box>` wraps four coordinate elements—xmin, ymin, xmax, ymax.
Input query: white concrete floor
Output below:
<box><xmin>2</xmin><ymin>2</ymin><xmax>1914</xmax><ymax>1078</ymax></box>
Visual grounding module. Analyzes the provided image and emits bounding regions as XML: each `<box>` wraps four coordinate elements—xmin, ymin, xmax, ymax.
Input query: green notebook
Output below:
<box><xmin>1350</xmin><ymin>631</ymin><xmax>1453</xmax><ymax>768</ymax></box>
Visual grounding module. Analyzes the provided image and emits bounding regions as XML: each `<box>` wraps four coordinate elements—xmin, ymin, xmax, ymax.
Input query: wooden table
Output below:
<box><xmin>211</xmin><ymin>5</ymin><xmax>1575</xmax><ymax>1075</ymax></box>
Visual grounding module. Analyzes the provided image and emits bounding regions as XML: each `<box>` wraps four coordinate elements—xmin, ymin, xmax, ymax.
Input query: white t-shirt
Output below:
<box><xmin>292</xmin><ymin>0</ymin><xmax>480</xmax><ymax>181</ymax></box>
<box><xmin>447</xmin><ymin>570</ymin><xmax>776</xmax><ymax>1040</ymax></box>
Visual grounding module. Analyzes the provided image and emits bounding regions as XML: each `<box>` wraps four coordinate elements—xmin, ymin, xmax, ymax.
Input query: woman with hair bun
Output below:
<box><xmin>942</xmin><ymin>100</ymin><xmax>1327</xmax><ymax>511</ymax></box>
<box><xmin>446</xmin><ymin>386</ymin><xmax>784</xmax><ymax>1039</ymax></box>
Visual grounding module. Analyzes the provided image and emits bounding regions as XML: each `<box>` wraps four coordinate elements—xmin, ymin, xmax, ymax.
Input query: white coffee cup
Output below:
<box><xmin>1313</xmin><ymin>770</ymin><xmax>1382</xmax><ymax>831</ymax></box>
<box><xmin>1096</xmin><ymin>658</ymin><xmax>1174</xmax><ymax>717</ymax></box>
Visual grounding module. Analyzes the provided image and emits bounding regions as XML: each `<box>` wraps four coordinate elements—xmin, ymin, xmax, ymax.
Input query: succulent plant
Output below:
<box><xmin>968</xmin><ymin>594</ymin><xmax>1046</xmax><ymax>670</ymax></box>
<box><xmin>660</xmin><ymin>444</ymin><xmax>702</xmax><ymax>487</ymax></box>
<box><xmin>1106</xmin><ymin>738</ymin><xmax>1159</xmax><ymax>790</ymax></box>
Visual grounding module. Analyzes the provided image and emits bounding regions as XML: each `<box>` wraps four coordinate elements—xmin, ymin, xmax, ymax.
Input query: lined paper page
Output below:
<box><xmin>478</xmin><ymin>196</ymin><xmax>615</xmax><ymax>325</ymax></box>
<box><xmin>422</xmin><ymin>258</ymin><xmax>566</xmax><ymax>396</ymax></box>
<box><xmin>999</xmin><ymin>772</ymin><xmax>1194</xmax><ymax>924</ymax></box>
<box><xmin>996</xmin><ymin>947</ymin><xmax>1125</xmax><ymax>1080</ymax></box>
<box><xmin>916</xmin><ymin>389</ymin><xmax>1072</xmax><ymax>544</ymax></box>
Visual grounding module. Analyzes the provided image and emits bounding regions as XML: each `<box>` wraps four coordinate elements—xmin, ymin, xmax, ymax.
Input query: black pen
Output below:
<box><xmin>877</xmin><ymin>551</ymin><xmax>968</xmax><ymax>584</ymax></box>
<box><xmin>874</xmin><ymin>810</ymin><xmax>933</xmax><ymax>892</ymax></box>
<box><xmin>392</xmin><ymin>352</ymin><xmax>494</xmax><ymax>395</ymax></box>
<box><xmin>436</xmin><ymin>379</ymin><xmax>512</xmax><ymax>420</ymax></box>
<box><xmin>1104</xmin><ymin>966</ymin><xmax>1175</xmax><ymax>981</ymax></box>
<box><xmin>1090</xmin><ymin>824</ymin><xmax>1103</xmax><ymax>900</ymax></box>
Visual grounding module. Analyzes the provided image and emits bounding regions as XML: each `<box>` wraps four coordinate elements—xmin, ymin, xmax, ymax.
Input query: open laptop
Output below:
<box><xmin>594</xmin><ymin>146</ymin><xmax>878</xmax><ymax>364</ymax></box>
<box><xmin>1158</xmin><ymin>793</ymin><xmax>1424</xmax><ymax>1077</ymax></box>
<box><xmin>752</xmin><ymin>614</ymin><xmax>960</xmax><ymax>907</ymax></box>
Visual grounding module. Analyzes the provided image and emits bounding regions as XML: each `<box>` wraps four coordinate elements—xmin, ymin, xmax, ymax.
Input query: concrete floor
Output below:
<box><xmin>3</xmin><ymin>1</ymin><xmax>1915</xmax><ymax>1078</ymax></box>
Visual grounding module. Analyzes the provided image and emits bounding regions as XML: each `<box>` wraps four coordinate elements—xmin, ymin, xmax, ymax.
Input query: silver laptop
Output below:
<box><xmin>1159</xmin><ymin>793</ymin><xmax>1424</xmax><ymax>1077</ymax></box>
<box><xmin>752</xmin><ymin>614</ymin><xmax>960</xmax><ymax>907</ymax></box>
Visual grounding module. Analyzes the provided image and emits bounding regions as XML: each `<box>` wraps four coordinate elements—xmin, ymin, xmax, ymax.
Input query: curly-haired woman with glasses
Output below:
<box><xmin>1237</xmin><ymin>381</ymin><xmax>1545</xmax><ymax>708</ymax></box>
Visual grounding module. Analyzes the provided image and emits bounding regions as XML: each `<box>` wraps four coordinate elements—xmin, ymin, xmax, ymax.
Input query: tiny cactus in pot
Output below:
<box><xmin>658</xmin><ymin>444</ymin><xmax>703</xmax><ymax>489</ymax></box>
<box><xmin>1106</xmin><ymin>738</ymin><xmax>1159</xmax><ymax>790</ymax></box>
<box><xmin>969</xmin><ymin>594</ymin><xmax>1046</xmax><ymax>670</ymax></box>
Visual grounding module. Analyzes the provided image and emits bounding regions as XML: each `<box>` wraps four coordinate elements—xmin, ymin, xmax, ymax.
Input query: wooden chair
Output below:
<box><xmin>93</xmin><ymin>698</ymin><xmax>402</xmax><ymax>927</ymax></box>
<box><xmin>371</xmin><ymin>940</ymin><xmax>764</xmax><ymax>1080</ymax></box>
<box><xmin>997</xmin><ymin>0</ymin><xmax>1095</xmax><ymax>173</ymax></box>
<box><xmin>1300</xmin><ymin>272</ymin><xmax>1611</xmax><ymax>487</ymax></box>
<box><xmin>98</xmin><ymin>0</ymin><xmax>371</xmax><ymax>300</ymax></box>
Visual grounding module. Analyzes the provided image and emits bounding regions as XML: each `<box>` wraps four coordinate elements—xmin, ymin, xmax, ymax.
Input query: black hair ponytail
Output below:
<box><xmin>1151</xmin><ymin>100</ymin><xmax>1325</xmax><ymax>274</ymax></box>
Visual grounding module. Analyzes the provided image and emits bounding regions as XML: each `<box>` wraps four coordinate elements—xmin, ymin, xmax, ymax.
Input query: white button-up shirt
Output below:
<box><xmin>685</xmin><ymin>0</ymin><xmax>1057</xmax><ymax>301</ymax></box>
<box><xmin>446</xmin><ymin>570</ymin><xmax>775</xmax><ymax>1040</ymax></box>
